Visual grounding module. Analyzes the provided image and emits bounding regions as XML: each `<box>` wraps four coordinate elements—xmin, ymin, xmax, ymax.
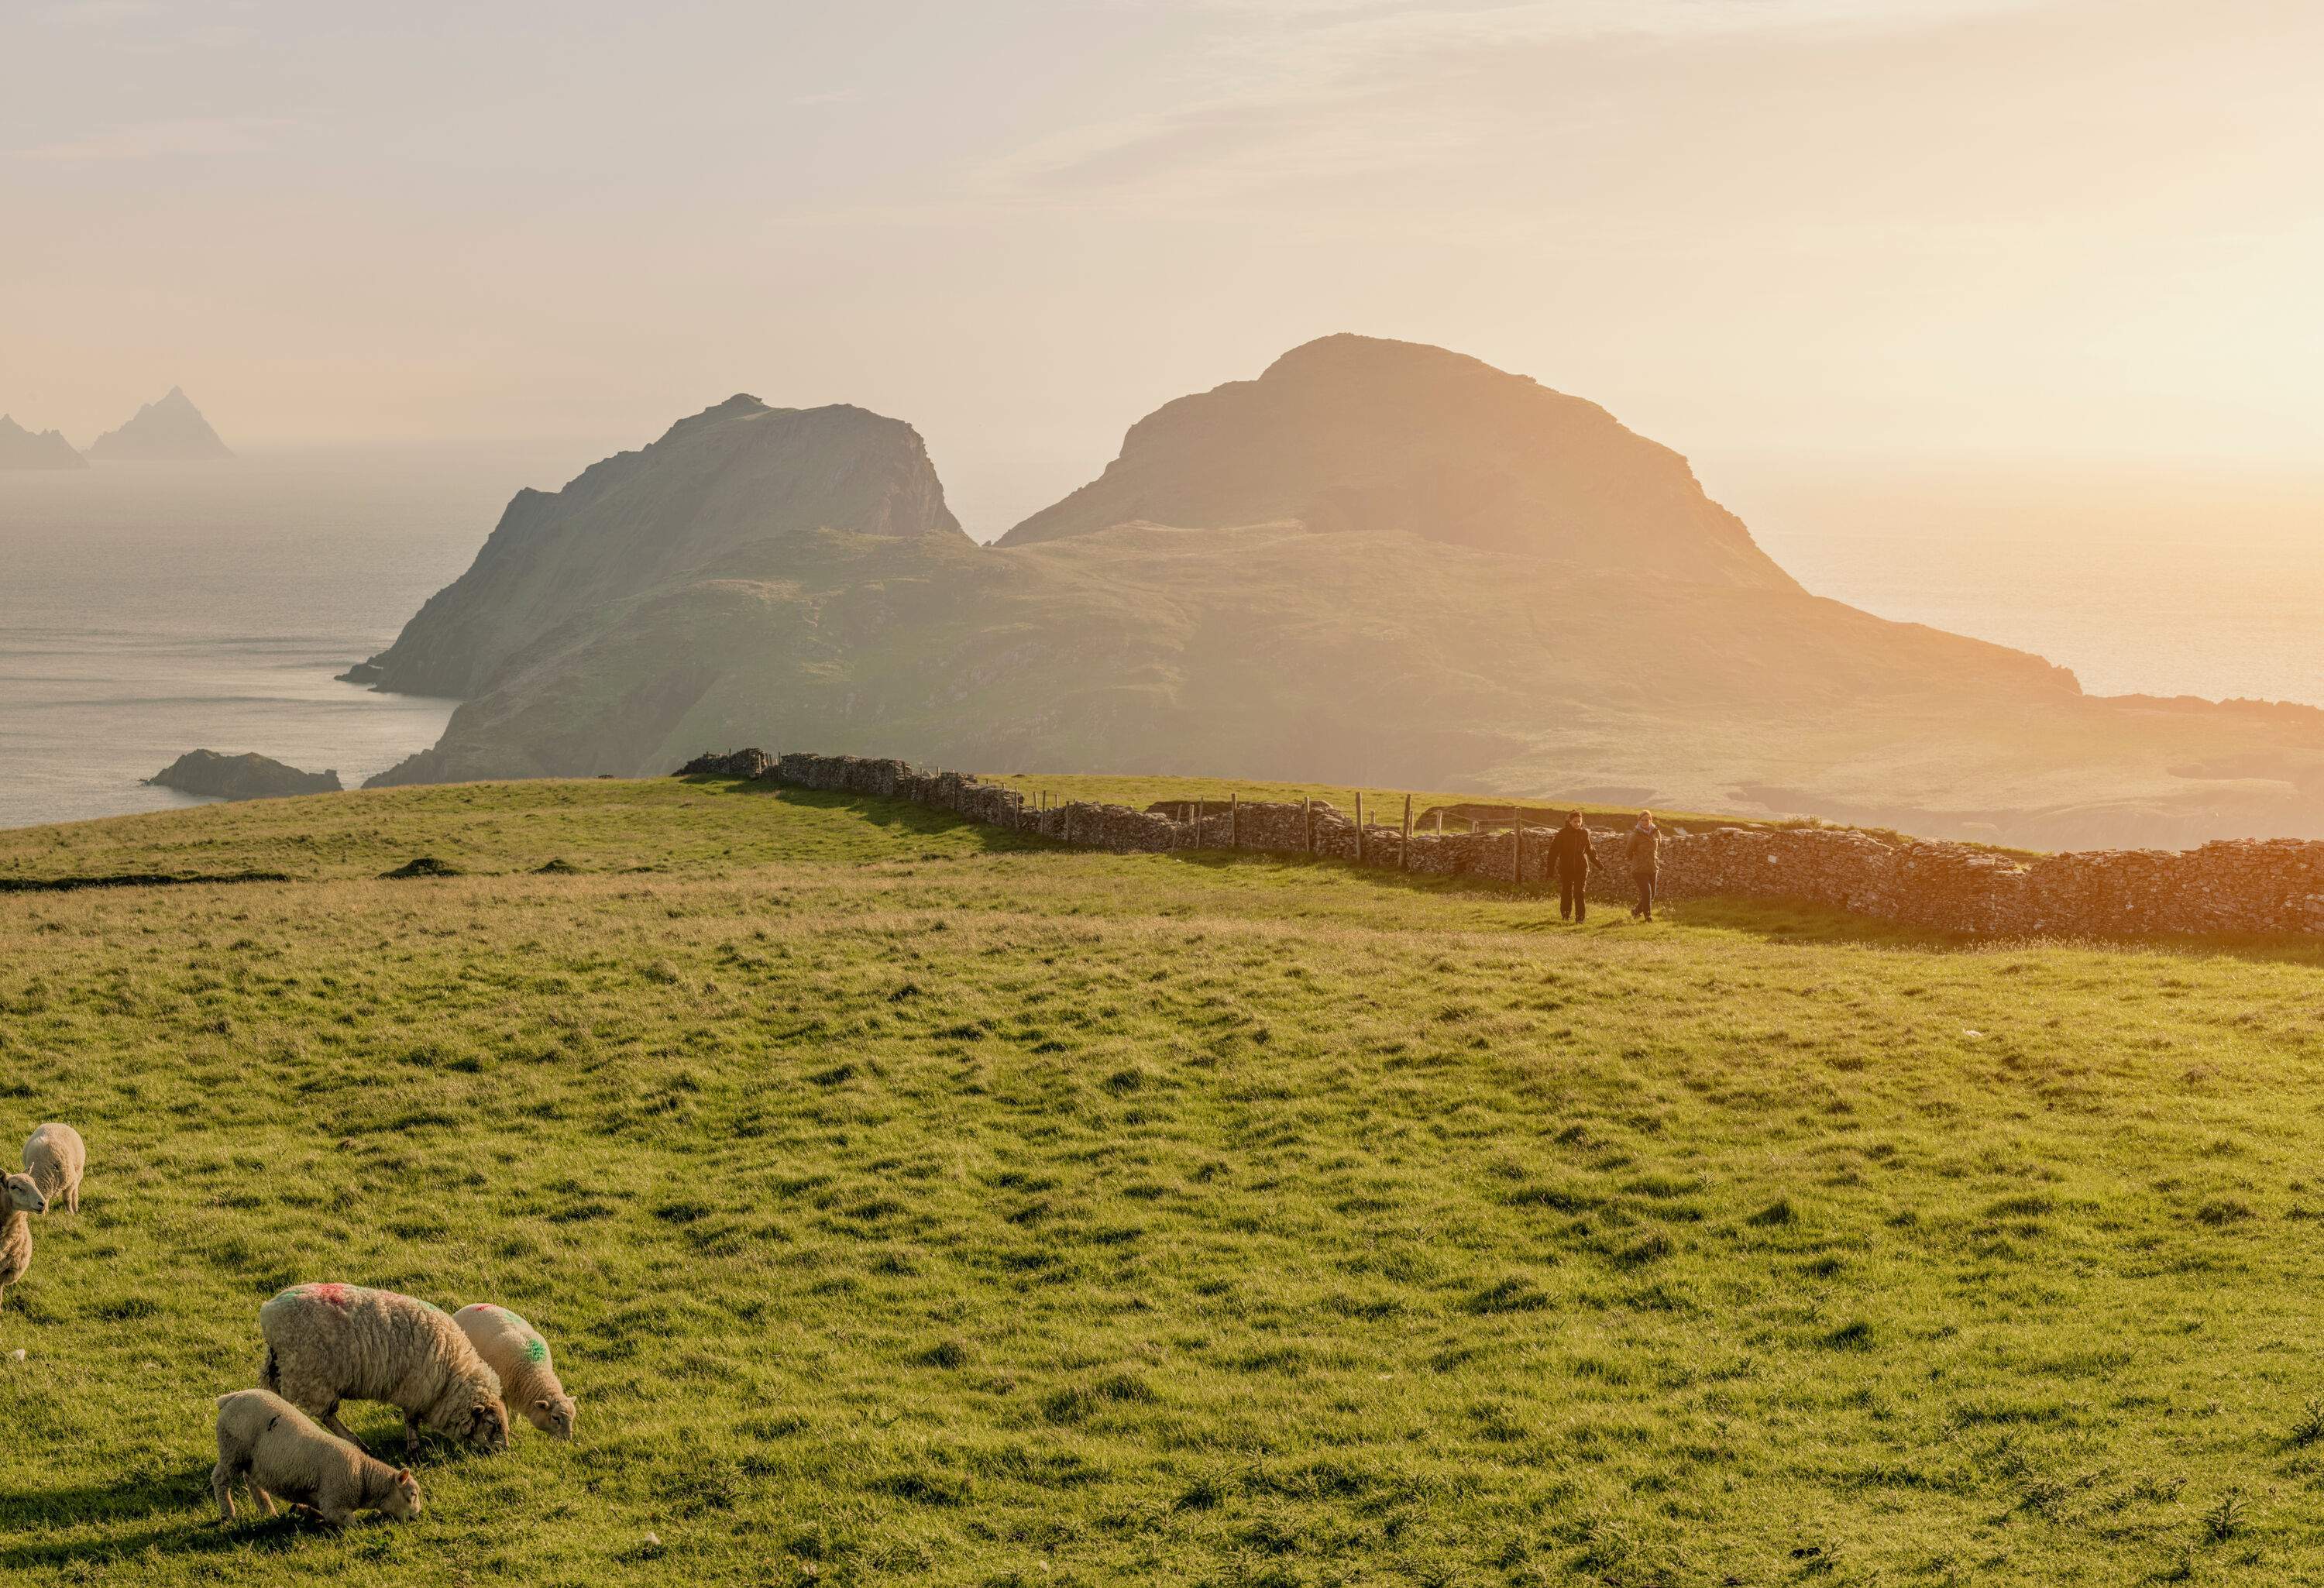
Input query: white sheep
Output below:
<box><xmin>259</xmin><ymin>1283</ymin><xmax>511</xmax><ymax>1456</ymax></box>
<box><xmin>0</xmin><ymin>1172</ymin><xmax>47</xmax><ymax>1310</ymax></box>
<box><xmin>212</xmin><ymin>1387</ymin><xmax>423</xmax><ymax>1526</ymax></box>
<box><xmin>454</xmin><ymin>1302</ymin><xmax>578</xmax><ymax>1440</ymax></box>
<box><xmin>22</xmin><ymin>1123</ymin><xmax>84</xmax><ymax>1213</ymax></box>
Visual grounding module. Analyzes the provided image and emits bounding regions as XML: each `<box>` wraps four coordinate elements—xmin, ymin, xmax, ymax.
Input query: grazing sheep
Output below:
<box><xmin>22</xmin><ymin>1122</ymin><xmax>84</xmax><ymax>1213</ymax></box>
<box><xmin>455</xmin><ymin>1303</ymin><xmax>578</xmax><ymax>1440</ymax></box>
<box><xmin>0</xmin><ymin>1173</ymin><xmax>47</xmax><ymax>1310</ymax></box>
<box><xmin>212</xmin><ymin>1387</ymin><xmax>422</xmax><ymax>1526</ymax></box>
<box><xmin>259</xmin><ymin>1283</ymin><xmax>511</xmax><ymax>1456</ymax></box>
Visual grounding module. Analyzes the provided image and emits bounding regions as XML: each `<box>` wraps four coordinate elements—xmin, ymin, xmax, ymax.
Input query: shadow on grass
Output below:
<box><xmin>0</xmin><ymin>1459</ymin><xmax>273</xmax><ymax>1568</ymax></box>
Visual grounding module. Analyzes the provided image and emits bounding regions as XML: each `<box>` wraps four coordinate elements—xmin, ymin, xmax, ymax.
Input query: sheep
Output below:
<box><xmin>454</xmin><ymin>1303</ymin><xmax>578</xmax><ymax>1440</ymax></box>
<box><xmin>259</xmin><ymin>1283</ymin><xmax>511</xmax><ymax>1456</ymax></box>
<box><xmin>212</xmin><ymin>1387</ymin><xmax>423</xmax><ymax>1526</ymax></box>
<box><xmin>22</xmin><ymin>1122</ymin><xmax>84</xmax><ymax>1213</ymax></box>
<box><xmin>0</xmin><ymin>1172</ymin><xmax>47</xmax><ymax>1311</ymax></box>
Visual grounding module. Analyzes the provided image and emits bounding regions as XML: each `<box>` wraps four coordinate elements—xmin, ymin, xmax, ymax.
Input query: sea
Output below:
<box><xmin>2</xmin><ymin>449</ymin><xmax>2318</xmax><ymax>830</ymax></box>
<box><xmin>0</xmin><ymin>444</ymin><xmax>608</xmax><ymax>830</ymax></box>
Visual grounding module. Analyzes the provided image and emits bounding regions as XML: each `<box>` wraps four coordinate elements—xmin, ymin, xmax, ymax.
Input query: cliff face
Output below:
<box><xmin>346</xmin><ymin>397</ymin><xmax>968</xmax><ymax>700</ymax></box>
<box><xmin>0</xmin><ymin>415</ymin><xmax>86</xmax><ymax>470</ymax></box>
<box><xmin>86</xmin><ymin>387</ymin><xmax>232</xmax><ymax>461</ymax></box>
<box><xmin>998</xmin><ymin>334</ymin><xmax>1793</xmax><ymax>589</ymax></box>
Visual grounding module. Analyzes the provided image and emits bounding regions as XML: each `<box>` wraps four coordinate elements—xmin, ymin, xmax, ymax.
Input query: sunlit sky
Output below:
<box><xmin>6</xmin><ymin>0</ymin><xmax>2320</xmax><ymax>533</ymax></box>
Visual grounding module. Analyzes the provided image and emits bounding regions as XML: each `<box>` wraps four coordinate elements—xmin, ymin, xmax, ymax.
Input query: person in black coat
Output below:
<box><xmin>1546</xmin><ymin>809</ymin><xmax>1595</xmax><ymax>922</ymax></box>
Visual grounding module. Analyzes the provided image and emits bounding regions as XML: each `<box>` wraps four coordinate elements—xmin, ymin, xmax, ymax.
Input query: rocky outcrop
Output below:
<box><xmin>147</xmin><ymin>751</ymin><xmax>340</xmax><ymax>801</ymax></box>
<box><xmin>996</xmin><ymin>333</ymin><xmax>1794</xmax><ymax>588</ymax></box>
<box><xmin>0</xmin><ymin>415</ymin><xmax>85</xmax><ymax>470</ymax></box>
<box><xmin>87</xmin><ymin>387</ymin><xmax>232</xmax><ymax>461</ymax></box>
<box><xmin>348</xmin><ymin>397</ymin><xmax>968</xmax><ymax>703</ymax></box>
<box><xmin>700</xmin><ymin>750</ymin><xmax>2324</xmax><ymax>940</ymax></box>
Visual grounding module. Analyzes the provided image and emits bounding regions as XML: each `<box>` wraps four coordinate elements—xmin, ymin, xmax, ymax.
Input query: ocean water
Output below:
<box><xmin>1700</xmin><ymin>457</ymin><xmax>2324</xmax><ymax>709</ymax></box>
<box><xmin>0</xmin><ymin>444</ymin><xmax>604</xmax><ymax>830</ymax></box>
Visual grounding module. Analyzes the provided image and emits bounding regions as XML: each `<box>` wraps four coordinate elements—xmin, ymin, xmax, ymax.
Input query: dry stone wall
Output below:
<box><xmin>676</xmin><ymin>749</ymin><xmax>2324</xmax><ymax>938</ymax></box>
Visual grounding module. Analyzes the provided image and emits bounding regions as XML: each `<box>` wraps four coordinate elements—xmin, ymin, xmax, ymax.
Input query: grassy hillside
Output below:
<box><xmin>3</xmin><ymin>776</ymin><xmax>2322</xmax><ymax>1586</ymax></box>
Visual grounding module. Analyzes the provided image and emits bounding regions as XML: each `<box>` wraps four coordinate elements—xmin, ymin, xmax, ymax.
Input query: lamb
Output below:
<box><xmin>259</xmin><ymin>1283</ymin><xmax>511</xmax><ymax>1456</ymax></box>
<box><xmin>22</xmin><ymin>1122</ymin><xmax>84</xmax><ymax>1213</ymax></box>
<box><xmin>212</xmin><ymin>1387</ymin><xmax>422</xmax><ymax>1526</ymax></box>
<box><xmin>0</xmin><ymin>1172</ymin><xmax>47</xmax><ymax>1310</ymax></box>
<box><xmin>454</xmin><ymin>1302</ymin><xmax>578</xmax><ymax>1440</ymax></box>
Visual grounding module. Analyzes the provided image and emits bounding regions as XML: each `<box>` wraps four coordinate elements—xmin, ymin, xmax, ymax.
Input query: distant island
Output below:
<box><xmin>0</xmin><ymin>414</ymin><xmax>87</xmax><ymax>470</ymax></box>
<box><xmin>88</xmin><ymin>387</ymin><xmax>233</xmax><ymax>461</ymax></box>
<box><xmin>147</xmin><ymin>750</ymin><xmax>339</xmax><ymax>801</ymax></box>
<box><xmin>347</xmin><ymin>334</ymin><xmax>2324</xmax><ymax>849</ymax></box>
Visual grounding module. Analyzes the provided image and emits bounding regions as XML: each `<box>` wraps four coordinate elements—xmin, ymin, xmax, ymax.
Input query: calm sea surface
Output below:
<box><xmin>0</xmin><ymin>444</ymin><xmax>606</xmax><ymax>830</ymax></box>
<box><xmin>3</xmin><ymin>449</ymin><xmax>2317</xmax><ymax>831</ymax></box>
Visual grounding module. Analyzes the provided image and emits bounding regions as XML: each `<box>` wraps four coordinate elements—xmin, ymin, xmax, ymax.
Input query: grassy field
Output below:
<box><xmin>2</xmin><ymin>775</ymin><xmax>2322</xmax><ymax>1586</ymax></box>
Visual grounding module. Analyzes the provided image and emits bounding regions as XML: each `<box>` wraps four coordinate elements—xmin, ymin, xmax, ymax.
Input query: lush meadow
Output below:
<box><xmin>2</xmin><ymin>776</ymin><xmax>2322</xmax><ymax>1585</ymax></box>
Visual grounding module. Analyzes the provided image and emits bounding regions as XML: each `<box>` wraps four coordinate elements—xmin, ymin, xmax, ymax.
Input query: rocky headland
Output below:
<box><xmin>344</xmin><ymin>335</ymin><xmax>2324</xmax><ymax>849</ymax></box>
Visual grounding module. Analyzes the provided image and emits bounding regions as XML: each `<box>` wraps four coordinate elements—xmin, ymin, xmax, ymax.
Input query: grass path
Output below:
<box><xmin>2</xmin><ymin>778</ymin><xmax>2321</xmax><ymax>1585</ymax></box>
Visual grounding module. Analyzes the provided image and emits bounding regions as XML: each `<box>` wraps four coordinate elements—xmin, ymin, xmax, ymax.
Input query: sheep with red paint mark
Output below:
<box><xmin>455</xmin><ymin>1303</ymin><xmax>578</xmax><ymax>1441</ymax></box>
<box><xmin>260</xmin><ymin>1284</ymin><xmax>511</xmax><ymax>1457</ymax></box>
<box><xmin>212</xmin><ymin>1387</ymin><xmax>424</xmax><ymax>1526</ymax></box>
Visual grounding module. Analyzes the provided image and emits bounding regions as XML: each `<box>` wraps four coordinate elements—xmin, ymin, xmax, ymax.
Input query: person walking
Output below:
<box><xmin>1547</xmin><ymin>809</ymin><xmax>1594</xmax><ymax>922</ymax></box>
<box><xmin>1626</xmin><ymin>810</ymin><xmax>1661</xmax><ymax>919</ymax></box>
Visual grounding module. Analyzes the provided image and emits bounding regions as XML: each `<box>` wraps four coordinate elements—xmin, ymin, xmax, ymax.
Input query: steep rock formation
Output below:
<box><xmin>346</xmin><ymin>397</ymin><xmax>967</xmax><ymax>700</ymax></box>
<box><xmin>0</xmin><ymin>415</ymin><xmax>86</xmax><ymax>470</ymax></box>
<box><xmin>148</xmin><ymin>751</ymin><xmax>340</xmax><ymax>800</ymax></box>
<box><xmin>87</xmin><ymin>387</ymin><xmax>233</xmax><ymax>461</ymax></box>
<box><xmin>999</xmin><ymin>333</ymin><xmax>1793</xmax><ymax>589</ymax></box>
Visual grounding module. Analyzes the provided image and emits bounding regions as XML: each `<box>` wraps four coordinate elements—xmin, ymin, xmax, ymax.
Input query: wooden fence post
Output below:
<box><xmin>1401</xmin><ymin>794</ymin><xmax>1412</xmax><ymax>870</ymax></box>
<box><xmin>1303</xmin><ymin>797</ymin><xmax>1313</xmax><ymax>854</ymax></box>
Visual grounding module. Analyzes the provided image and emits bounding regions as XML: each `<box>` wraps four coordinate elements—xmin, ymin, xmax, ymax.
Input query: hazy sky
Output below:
<box><xmin>6</xmin><ymin>0</ymin><xmax>2320</xmax><ymax>534</ymax></box>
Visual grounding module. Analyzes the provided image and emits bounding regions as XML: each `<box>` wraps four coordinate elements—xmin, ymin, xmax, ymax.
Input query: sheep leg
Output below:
<box><xmin>319</xmin><ymin>1404</ymin><xmax>370</xmax><ymax>1453</ymax></box>
<box><xmin>211</xmin><ymin>1463</ymin><xmax>237</xmax><ymax>1523</ymax></box>
<box><xmin>402</xmin><ymin>1410</ymin><xmax>425</xmax><ymax>1456</ymax></box>
<box><xmin>65</xmin><ymin>1181</ymin><xmax>77</xmax><ymax>1215</ymax></box>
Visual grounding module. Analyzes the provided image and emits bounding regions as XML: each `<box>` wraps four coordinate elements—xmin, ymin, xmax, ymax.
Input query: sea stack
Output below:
<box><xmin>0</xmin><ymin>414</ymin><xmax>87</xmax><ymax>470</ymax></box>
<box><xmin>147</xmin><ymin>751</ymin><xmax>340</xmax><ymax>801</ymax></box>
<box><xmin>88</xmin><ymin>387</ymin><xmax>233</xmax><ymax>461</ymax></box>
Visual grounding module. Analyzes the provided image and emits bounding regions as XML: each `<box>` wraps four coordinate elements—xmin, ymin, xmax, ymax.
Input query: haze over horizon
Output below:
<box><xmin>8</xmin><ymin>0</ymin><xmax>2321</xmax><ymax>538</ymax></box>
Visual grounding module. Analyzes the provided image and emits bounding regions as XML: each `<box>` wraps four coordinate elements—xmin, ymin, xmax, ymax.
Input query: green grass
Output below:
<box><xmin>2</xmin><ymin>775</ymin><xmax>2322</xmax><ymax>1585</ymax></box>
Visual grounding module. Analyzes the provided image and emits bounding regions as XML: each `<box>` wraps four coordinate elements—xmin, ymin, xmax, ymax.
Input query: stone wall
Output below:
<box><xmin>675</xmin><ymin>749</ymin><xmax>2324</xmax><ymax>938</ymax></box>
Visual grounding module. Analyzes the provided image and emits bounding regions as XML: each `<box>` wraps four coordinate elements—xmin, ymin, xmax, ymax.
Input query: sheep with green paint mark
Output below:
<box><xmin>455</xmin><ymin>1302</ymin><xmax>578</xmax><ymax>1440</ymax></box>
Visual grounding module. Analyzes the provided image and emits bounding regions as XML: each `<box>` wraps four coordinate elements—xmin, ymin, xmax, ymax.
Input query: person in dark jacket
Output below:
<box><xmin>1546</xmin><ymin>809</ymin><xmax>1594</xmax><ymax>922</ymax></box>
<box><xmin>1626</xmin><ymin>811</ymin><xmax>1660</xmax><ymax>919</ymax></box>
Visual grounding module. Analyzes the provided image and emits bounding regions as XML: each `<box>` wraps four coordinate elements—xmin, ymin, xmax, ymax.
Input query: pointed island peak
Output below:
<box><xmin>0</xmin><ymin>412</ymin><xmax>88</xmax><ymax>471</ymax></box>
<box><xmin>88</xmin><ymin>387</ymin><xmax>233</xmax><ymax>462</ymax></box>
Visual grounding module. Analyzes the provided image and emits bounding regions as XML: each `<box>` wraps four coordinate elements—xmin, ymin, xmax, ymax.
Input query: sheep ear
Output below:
<box><xmin>535</xmin><ymin>1397</ymin><xmax>552</xmax><ymax>1412</ymax></box>
<box><xmin>396</xmin><ymin>1467</ymin><xmax>411</xmax><ymax>1480</ymax></box>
